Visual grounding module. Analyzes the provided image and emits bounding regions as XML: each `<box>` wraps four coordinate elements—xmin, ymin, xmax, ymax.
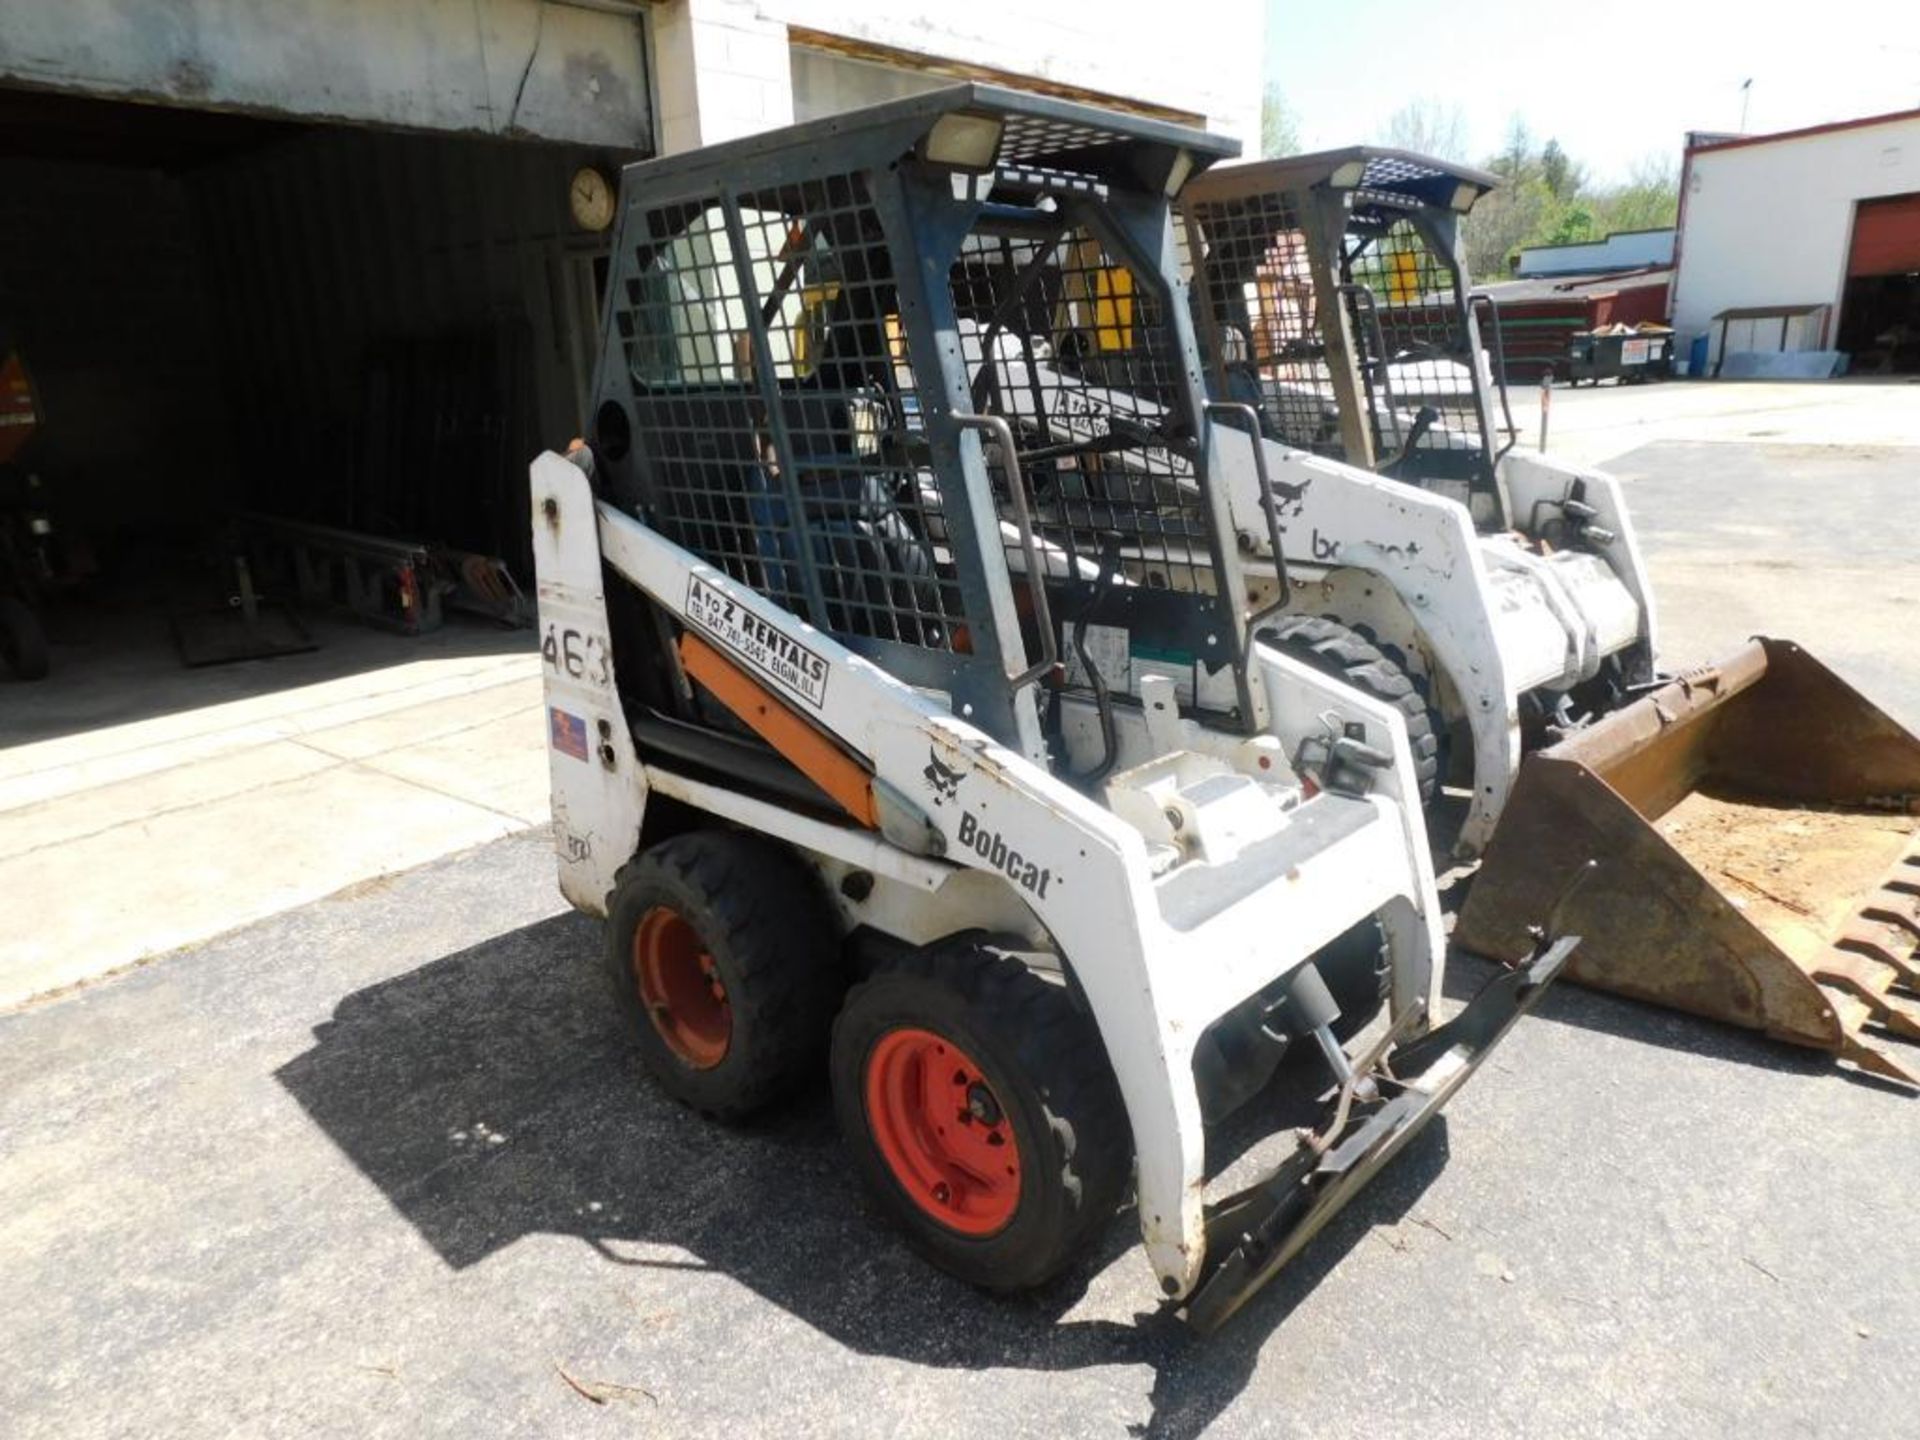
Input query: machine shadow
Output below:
<box><xmin>276</xmin><ymin>912</ymin><xmax>1450</xmax><ymax>1440</ymax></box>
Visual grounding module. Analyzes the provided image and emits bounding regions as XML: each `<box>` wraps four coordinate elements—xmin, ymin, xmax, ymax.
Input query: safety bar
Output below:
<box><xmin>952</xmin><ymin>411</ymin><xmax>1060</xmax><ymax>689</ymax></box>
<box><xmin>1469</xmin><ymin>293</ymin><xmax>1519</xmax><ymax>459</ymax></box>
<box><xmin>1337</xmin><ymin>283</ymin><xmax>1399</xmax><ymax>418</ymax></box>
<box><xmin>1204</xmin><ymin>400</ymin><xmax>1292</xmax><ymax>631</ymax></box>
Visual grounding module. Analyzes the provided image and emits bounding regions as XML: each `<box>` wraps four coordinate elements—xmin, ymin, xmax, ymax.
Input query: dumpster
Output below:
<box><xmin>1567</xmin><ymin>325</ymin><xmax>1674</xmax><ymax>385</ymax></box>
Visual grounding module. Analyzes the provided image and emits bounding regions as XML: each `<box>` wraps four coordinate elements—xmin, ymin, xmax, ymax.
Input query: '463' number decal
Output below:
<box><xmin>542</xmin><ymin>624</ymin><xmax>610</xmax><ymax>687</ymax></box>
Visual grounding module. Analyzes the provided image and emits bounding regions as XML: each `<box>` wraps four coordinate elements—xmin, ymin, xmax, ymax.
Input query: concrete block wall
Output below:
<box><xmin>0</xmin><ymin>0</ymin><xmax>652</xmax><ymax>149</ymax></box>
<box><xmin>652</xmin><ymin>0</ymin><xmax>797</xmax><ymax>150</ymax></box>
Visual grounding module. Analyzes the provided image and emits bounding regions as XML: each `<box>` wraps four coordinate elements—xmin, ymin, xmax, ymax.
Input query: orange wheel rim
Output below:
<box><xmin>863</xmin><ymin>1027</ymin><xmax>1021</xmax><ymax>1236</ymax></box>
<box><xmin>632</xmin><ymin>906</ymin><xmax>731</xmax><ymax>1069</ymax></box>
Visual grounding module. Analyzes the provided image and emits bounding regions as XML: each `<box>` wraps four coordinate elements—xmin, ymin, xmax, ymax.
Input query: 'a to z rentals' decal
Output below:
<box><xmin>686</xmin><ymin>576</ymin><xmax>829</xmax><ymax>709</ymax></box>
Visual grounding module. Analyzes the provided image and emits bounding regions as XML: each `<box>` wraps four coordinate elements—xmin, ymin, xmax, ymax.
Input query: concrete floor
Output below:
<box><xmin>1</xmin><ymin>843</ymin><xmax>1912</xmax><ymax>1438</ymax></box>
<box><xmin>1524</xmin><ymin>377</ymin><xmax>1920</xmax><ymax>729</ymax></box>
<box><xmin>0</xmin><ymin>613</ymin><xmax>545</xmax><ymax>1007</ymax></box>
<box><xmin>2</xmin><ymin>380</ymin><xmax>1918</xmax><ymax>1437</ymax></box>
<box><xmin>1509</xmin><ymin>374</ymin><xmax>1920</xmax><ymax>469</ymax></box>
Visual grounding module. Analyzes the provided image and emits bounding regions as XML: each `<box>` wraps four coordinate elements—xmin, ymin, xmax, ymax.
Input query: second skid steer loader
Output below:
<box><xmin>1178</xmin><ymin>148</ymin><xmax>1660</xmax><ymax>862</ymax></box>
<box><xmin>1173</xmin><ymin>149</ymin><xmax>1920</xmax><ymax>1083</ymax></box>
<box><xmin>535</xmin><ymin>87</ymin><xmax>1579</xmax><ymax>1330</ymax></box>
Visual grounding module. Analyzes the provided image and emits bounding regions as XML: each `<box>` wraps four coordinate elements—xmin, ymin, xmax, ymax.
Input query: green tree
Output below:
<box><xmin>1260</xmin><ymin>85</ymin><xmax>1300</xmax><ymax>160</ymax></box>
<box><xmin>1596</xmin><ymin>154</ymin><xmax>1681</xmax><ymax>232</ymax></box>
<box><xmin>1540</xmin><ymin>138</ymin><xmax>1584</xmax><ymax>200</ymax></box>
<box><xmin>1462</xmin><ymin>132</ymin><xmax>1680</xmax><ymax>279</ymax></box>
<box><xmin>1464</xmin><ymin>181</ymin><xmax>1548</xmax><ymax>278</ymax></box>
<box><xmin>1544</xmin><ymin>202</ymin><xmax>1598</xmax><ymax>246</ymax></box>
<box><xmin>1493</xmin><ymin>116</ymin><xmax>1537</xmax><ymax>182</ymax></box>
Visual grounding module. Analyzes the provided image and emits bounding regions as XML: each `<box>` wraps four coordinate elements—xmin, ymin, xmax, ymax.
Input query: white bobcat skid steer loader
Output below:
<box><xmin>1177</xmin><ymin>150</ymin><xmax>1920</xmax><ymax>1084</ymax></box>
<box><xmin>1172</xmin><ymin>152</ymin><xmax>1658</xmax><ymax>862</ymax></box>
<box><xmin>536</xmin><ymin>88</ymin><xmax>1576</xmax><ymax>1329</ymax></box>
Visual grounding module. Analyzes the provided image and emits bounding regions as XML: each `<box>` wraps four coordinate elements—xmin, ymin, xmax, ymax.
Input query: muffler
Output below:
<box><xmin>1456</xmin><ymin>638</ymin><xmax>1920</xmax><ymax>1084</ymax></box>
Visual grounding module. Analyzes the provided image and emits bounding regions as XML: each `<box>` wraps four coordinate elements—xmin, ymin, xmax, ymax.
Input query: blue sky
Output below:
<box><xmin>1264</xmin><ymin>0</ymin><xmax>1920</xmax><ymax>181</ymax></box>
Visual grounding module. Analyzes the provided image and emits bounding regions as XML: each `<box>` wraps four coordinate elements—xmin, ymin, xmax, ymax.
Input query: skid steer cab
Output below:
<box><xmin>533</xmin><ymin>87</ymin><xmax>1575</xmax><ymax>1329</ymax></box>
<box><xmin>1170</xmin><ymin>149</ymin><xmax>1659</xmax><ymax>860</ymax></box>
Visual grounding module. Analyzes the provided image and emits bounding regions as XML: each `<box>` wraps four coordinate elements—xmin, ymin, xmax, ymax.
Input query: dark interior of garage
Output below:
<box><xmin>0</xmin><ymin>85</ymin><xmax>633</xmax><ymax>684</ymax></box>
<box><xmin>1838</xmin><ymin>273</ymin><xmax>1920</xmax><ymax>373</ymax></box>
<box><xmin>1839</xmin><ymin>190</ymin><xmax>1920</xmax><ymax>375</ymax></box>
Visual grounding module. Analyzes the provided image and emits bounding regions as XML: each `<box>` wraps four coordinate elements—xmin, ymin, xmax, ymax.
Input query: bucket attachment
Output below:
<box><xmin>1456</xmin><ymin>638</ymin><xmax>1920</xmax><ymax>1085</ymax></box>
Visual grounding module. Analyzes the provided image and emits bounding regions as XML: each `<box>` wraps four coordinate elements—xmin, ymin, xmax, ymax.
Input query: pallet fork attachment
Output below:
<box><xmin>1185</xmin><ymin>876</ymin><xmax>1586</xmax><ymax>1333</ymax></box>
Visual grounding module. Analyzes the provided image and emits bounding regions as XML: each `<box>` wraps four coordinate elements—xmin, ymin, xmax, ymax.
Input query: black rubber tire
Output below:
<box><xmin>830</xmin><ymin>939</ymin><xmax>1131</xmax><ymax>1292</ymax></box>
<box><xmin>1261</xmin><ymin>614</ymin><xmax>1441</xmax><ymax>804</ymax></box>
<box><xmin>0</xmin><ymin>597</ymin><xmax>49</xmax><ymax>681</ymax></box>
<box><xmin>605</xmin><ymin>830</ymin><xmax>843</xmax><ymax>1120</ymax></box>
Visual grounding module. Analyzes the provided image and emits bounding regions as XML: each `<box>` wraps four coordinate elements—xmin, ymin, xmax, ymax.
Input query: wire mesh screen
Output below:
<box><xmin>1342</xmin><ymin>215</ymin><xmax>1489</xmax><ymax>478</ymax></box>
<box><xmin>952</xmin><ymin>216</ymin><xmax>1217</xmax><ymax>604</ymax></box>
<box><xmin>1180</xmin><ymin>191</ymin><xmax>1347</xmax><ymax>456</ymax></box>
<box><xmin>612</xmin><ymin>176</ymin><xmax>967</xmax><ymax>651</ymax></box>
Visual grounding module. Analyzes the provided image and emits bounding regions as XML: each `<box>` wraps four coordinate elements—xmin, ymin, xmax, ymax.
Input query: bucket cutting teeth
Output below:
<box><xmin>1814</xmin><ymin>848</ymin><xmax>1920</xmax><ymax>1081</ymax></box>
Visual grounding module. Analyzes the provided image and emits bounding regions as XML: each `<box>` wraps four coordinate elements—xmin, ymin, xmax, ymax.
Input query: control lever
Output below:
<box><xmin>1298</xmin><ymin>720</ymin><xmax>1393</xmax><ymax>798</ymax></box>
<box><xmin>1379</xmin><ymin>405</ymin><xmax>1439</xmax><ymax>476</ymax></box>
<box><xmin>1329</xmin><ymin>733</ymin><xmax>1391</xmax><ymax>771</ymax></box>
<box><xmin>1558</xmin><ymin>497</ymin><xmax>1617</xmax><ymax>546</ymax></box>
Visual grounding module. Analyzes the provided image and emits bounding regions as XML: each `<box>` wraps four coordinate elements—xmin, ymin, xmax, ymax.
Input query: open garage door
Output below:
<box><xmin>0</xmin><ymin>86</ymin><xmax>639</xmax><ymax>633</ymax></box>
<box><xmin>1848</xmin><ymin>192</ymin><xmax>1920</xmax><ymax>278</ymax></box>
<box><xmin>1</xmin><ymin>0</ymin><xmax>651</xmax><ymax>680</ymax></box>
<box><xmin>1840</xmin><ymin>192</ymin><xmax>1920</xmax><ymax>374</ymax></box>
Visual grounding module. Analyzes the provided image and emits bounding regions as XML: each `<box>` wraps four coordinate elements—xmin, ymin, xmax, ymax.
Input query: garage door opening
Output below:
<box><xmin>1839</xmin><ymin>191</ymin><xmax>1920</xmax><ymax>375</ymax></box>
<box><xmin>0</xmin><ymin>84</ymin><xmax>635</xmax><ymax>730</ymax></box>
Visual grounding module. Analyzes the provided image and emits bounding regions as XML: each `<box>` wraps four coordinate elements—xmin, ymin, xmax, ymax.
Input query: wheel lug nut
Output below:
<box><xmin>932</xmin><ymin>1181</ymin><xmax>951</xmax><ymax>1204</ymax></box>
<box><xmin>965</xmin><ymin>1082</ymin><xmax>1002</xmax><ymax>1126</ymax></box>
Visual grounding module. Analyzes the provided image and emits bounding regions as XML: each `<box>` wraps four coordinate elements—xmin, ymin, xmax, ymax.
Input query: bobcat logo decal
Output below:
<box><xmin>923</xmin><ymin>749</ymin><xmax>966</xmax><ymax>807</ymax></box>
<box><xmin>1266</xmin><ymin>474</ymin><xmax>1310</xmax><ymax>520</ymax></box>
